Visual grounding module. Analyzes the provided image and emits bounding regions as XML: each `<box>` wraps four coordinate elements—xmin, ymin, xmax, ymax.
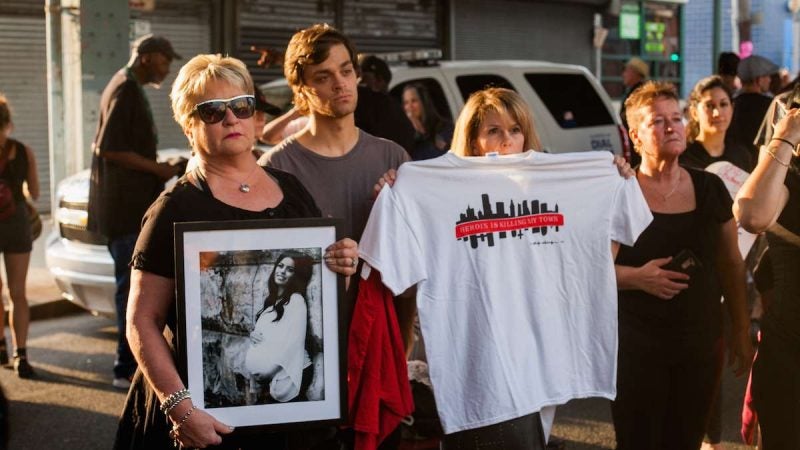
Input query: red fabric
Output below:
<box><xmin>741</xmin><ymin>334</ymin><xmax>760</xmax><ymax>445</ymax></box>
<box><xmin>348</xmin><ymin>269</ymin><xmax>414</xmax><ymax>450</ymax></box>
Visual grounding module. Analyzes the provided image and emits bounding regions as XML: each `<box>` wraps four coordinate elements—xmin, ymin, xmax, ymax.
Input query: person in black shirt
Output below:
<box><xmin>682</xmin><ymin>75</ymin><xmax>753</xmax><ymax>172</ymax></box>
<box><xmin>86</xmin><ymin>34</ymin><xmax>183</xmax><ymax>389</ymax></box>
<box><xmin>0</xmin><ymin>94</ymin><xmax>39</xmax><ymax>378</ymax></box>
<box><xmin>729</xmin><ymin>55</ymin><xmax>779</xmax><ymax>161</ymax></box>
<box><xmin>613</xmin><ymin>81</ymin><xmax>753</xmax><ymax>450</ymax></box>
<box><xmin>356</xmin><ymin>55</ymin><xmax>415</xmax><ymax>153</ymax></box>
<box><xmin>402</xmin><ymin>83</ymin><xmax>453</xmax><ymax>160</ymax></box>
<box><xmin>620</xmin><ymin>57</ymin><xmax>649</xmax><ymax>167</ymax></box>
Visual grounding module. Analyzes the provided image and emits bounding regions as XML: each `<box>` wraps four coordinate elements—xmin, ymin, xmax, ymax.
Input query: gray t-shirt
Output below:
<box><xmin>258</xmin><ymin>130</ymin><xmax>410</xmax><ymax>240</ymax></box>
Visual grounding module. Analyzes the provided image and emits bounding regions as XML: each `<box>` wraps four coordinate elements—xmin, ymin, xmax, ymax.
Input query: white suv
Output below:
<box><xmin>45</xmin><ymin>149</ymin><xmax>188</xmax><ymax>316</ymax></box>
<box><xmin>263</xmin><ymin>60</ymin><xmax>626</xmax><ymax>155</ymax></box>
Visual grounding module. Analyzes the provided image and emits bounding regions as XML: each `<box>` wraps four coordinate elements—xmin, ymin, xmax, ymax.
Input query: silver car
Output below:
<box><xmin>45</xmin><ymin>149</ymin><xmax>189</xmax><ymax>316</ymax></box>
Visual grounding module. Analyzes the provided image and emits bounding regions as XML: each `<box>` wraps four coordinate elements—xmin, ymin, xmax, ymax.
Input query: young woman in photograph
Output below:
<box><xmin>245</xmin><ymin>251</ymin><xmax>315</xmax><ymax>403</ymax></box>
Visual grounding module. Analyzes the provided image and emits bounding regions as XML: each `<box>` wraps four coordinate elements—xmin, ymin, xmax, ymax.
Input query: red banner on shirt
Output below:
<box><xmin>454</xmin><ymin>213</ymin><xmax>564</xmax><ymax>239</ymax></box>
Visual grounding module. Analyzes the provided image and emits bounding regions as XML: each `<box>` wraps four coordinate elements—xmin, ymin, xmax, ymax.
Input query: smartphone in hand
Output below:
<box><xmin>663</xmin><ymin>249</ymin><xmax>702</xmax><ymax>276</ymax></box>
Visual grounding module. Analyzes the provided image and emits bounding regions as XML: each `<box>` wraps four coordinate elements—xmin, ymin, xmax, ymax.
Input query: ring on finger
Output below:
<box><xmin>351</xmin><ymin>257</ymin><xmax>358</xmax><ymax>268</ymax></box>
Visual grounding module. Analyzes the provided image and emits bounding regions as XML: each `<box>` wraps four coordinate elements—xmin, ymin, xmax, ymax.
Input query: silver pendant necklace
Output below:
<box><xmin>204</xmin><ymin>164</ymin><xmax>259</xmax><ymax>194</ymax></box>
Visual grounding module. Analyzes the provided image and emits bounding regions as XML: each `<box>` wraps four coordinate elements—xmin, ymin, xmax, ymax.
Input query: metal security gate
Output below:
<box><xmin>342</xmin><ymin>0</ymin><xmax>440</xmax><ymax>54</ymax></box>
<box><xmin>132</xmin><ymin>0</ymin><xmax>213</xmax><ymax>150</ymax></box>
<box><xmin>0</xmin><ymin>15</ymin><xmax>51</xmax><ymax>212</ymax></box>
<box><xmin>451</xmin><ymin>0</ymin><xmax>596</xmax><ymax>68</ymax></box>
<box><xmin>238</xmin><ymin>0</ymin><xmax>443</xmax><ymax>85</ymax></box>
<box><xmin>238</xmin><ymin>0</ymin><xmax>337</xmax><ymax>85</ymax></box>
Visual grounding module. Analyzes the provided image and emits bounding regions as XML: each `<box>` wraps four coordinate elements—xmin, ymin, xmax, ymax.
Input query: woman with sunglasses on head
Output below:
<box><xmin>735</xmin><ymin>97</ymin><xmax>800</xmax><ymax>448</ymax></box>
<box><xmin>113</xmin><ymin>54</ymin><xmax>358</xmax><ymax>450</ymax></box>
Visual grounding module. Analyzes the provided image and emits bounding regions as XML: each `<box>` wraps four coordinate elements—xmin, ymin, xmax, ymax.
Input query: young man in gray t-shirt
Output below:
<box><xmin>258</xmin><ymin>24</ymin><xmax>409</xmax><ymax>241</ymax></box>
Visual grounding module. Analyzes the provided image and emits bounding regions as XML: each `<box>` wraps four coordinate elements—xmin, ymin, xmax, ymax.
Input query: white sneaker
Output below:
<box><xmin>112</xmin><ymin>377</ymin><xmax>132</xmax><ymax>390</ymax></box>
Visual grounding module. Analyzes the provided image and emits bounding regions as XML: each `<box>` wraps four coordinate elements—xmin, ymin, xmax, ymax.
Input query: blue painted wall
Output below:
<box><xmin>682</xmin><ymin>0</ymin><xmax>795</xmax><ymax>98</ymax></box>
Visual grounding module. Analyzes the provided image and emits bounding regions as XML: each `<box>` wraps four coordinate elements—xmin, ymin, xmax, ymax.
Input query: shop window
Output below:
<box><xmin>600</xmin><ymin>1</ymin><xmax>682</xmax><ymax>99</ymax></box>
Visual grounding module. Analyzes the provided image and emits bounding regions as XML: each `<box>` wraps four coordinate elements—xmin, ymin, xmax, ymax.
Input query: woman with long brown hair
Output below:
<box><xmin>0</xmin><ymin>93</ymin><xmax>39</xmax><ymax>378</ymax></box>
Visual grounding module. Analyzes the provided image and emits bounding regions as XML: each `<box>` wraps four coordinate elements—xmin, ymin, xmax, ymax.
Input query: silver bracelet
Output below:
<box><xmin>160</xmin><ymin>388</ymin><xmax>191</xmax><ymax>414</ymax></box>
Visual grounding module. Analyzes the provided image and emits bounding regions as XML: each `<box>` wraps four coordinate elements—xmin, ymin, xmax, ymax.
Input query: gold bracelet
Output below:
<box><xmin>763</xmin><ymin>145</ymin><xmax>791</xmax><ymax>168</ymax></box>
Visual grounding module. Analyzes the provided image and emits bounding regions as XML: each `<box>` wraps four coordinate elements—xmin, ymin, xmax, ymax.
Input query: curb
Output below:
<box><xmin>30</xmin><ymin>298</ymin><xmax>86</xmax><ymax>321</ymax></box>
<box><xmin>4</xmin><ymin>299</ymin><xmax>86</xmax><ymax>324</ymax></box>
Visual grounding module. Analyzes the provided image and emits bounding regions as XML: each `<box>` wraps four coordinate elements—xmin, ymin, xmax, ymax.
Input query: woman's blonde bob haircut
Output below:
<box><xmin>451</xmin><ymin>87</ymin><xmax>541</xmax><ymax>157</ymax></box>
<box><xmin>170</xmin><ymin>54</ymin><xmax>254</xmax><ymax>132</ymax></box>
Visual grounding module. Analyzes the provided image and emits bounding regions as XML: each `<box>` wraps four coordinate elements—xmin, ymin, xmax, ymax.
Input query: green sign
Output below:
<box><xmin>620</xmin><ymin>4</ymin><xmax>640</xmax><ymax>40</ymax></box>
<box><xmin>645</xmin><ymin>21</ymin><xmax>666</xmax><ymax>54</ymax></box>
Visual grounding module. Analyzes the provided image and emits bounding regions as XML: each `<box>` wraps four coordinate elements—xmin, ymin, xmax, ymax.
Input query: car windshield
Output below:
<box><xmin>524</xmin><ymin>73</ymin><xmax>614</xmax><ymax>128</ymax></box>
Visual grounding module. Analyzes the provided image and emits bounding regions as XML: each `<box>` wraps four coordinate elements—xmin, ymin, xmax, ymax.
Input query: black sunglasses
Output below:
<box><xmin>193</xmin><ymin>95</ymin><xmax>256</xmax><ymax>124</ymax></box>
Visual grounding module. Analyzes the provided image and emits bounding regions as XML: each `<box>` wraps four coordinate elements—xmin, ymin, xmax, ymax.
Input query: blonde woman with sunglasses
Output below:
<box><xmin>113</xmin><ymin>54</ymin><xmax>358</xmax><ymax>450</ymax></box>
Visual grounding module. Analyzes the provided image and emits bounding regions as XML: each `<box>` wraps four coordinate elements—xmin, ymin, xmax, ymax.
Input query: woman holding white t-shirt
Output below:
<box><xmin>374</xmin><ymin>87</ymin><xmax>635</xmax><ymax>450</ymax></box>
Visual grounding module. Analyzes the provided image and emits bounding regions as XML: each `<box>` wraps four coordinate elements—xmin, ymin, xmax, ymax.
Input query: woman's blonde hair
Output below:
<box><xmin>451</xmin><ymin>87</ymin><xmax>541</xmax><ymax>157</ymax></box>
<box><xmin>170</xmin><ymin>54</ymin><xmax>254</xmax><ymax>131</ymax></box>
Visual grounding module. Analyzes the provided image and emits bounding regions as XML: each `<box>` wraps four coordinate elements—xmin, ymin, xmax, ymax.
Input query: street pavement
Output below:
<box><xmin>0</xmin><ymin>217</ymin><xmax>757</xmax><ymax>449</ymax></box>
<box><xmin>0</xmin><ymin>314</ymin><xmax>126</xmax><ymax>449</ymax></box>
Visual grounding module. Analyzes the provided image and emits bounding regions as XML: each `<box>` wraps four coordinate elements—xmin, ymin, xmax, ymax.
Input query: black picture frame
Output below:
<box><xmin>174</xmin><ymin>218</ymin><xmax>346</xmax><ymax>431</ymax></box>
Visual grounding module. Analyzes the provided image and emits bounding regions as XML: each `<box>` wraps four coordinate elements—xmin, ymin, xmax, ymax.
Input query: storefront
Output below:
<box><xmin>237</xmin><ymin>0</ymin><xmax>444</xmax><ymax>85</ymax></box>
<box><xmin>600</xmin><ymin>0</ymin><xmax>686</xmax><ymax>99</ymax></box>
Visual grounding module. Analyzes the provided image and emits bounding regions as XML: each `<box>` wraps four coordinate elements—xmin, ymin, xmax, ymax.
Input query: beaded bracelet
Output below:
<box><xmin>160</xmin><ymin>388</ymin><xmax>191</xmax><ymax>414</ymax></box>
<box><xmin>763</xmin><ymin>145</ymin><xmax>791</xmax><ymax>168</ymax></box>
<box><xmin>168</xmin><ymin>405</ymin><xmax>196</xmax><ymax>448</ymax></box>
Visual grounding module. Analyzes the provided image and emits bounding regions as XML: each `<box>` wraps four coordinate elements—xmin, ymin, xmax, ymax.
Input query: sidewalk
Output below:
<box><xmin>2</xmin><ymin>217</ymin><xmax>84</xmax><ymax>322</ymax></box>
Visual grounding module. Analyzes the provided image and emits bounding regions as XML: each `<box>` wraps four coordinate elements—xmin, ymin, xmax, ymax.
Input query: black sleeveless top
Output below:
<box><xmin>616</xmin><ymin>168</ymin><xmax>733</xmax><ymax>360</ymax></box>
<box><xmin>0</xmin><ymin>138</ymin><xmax>29</xmax><ymax>202</ymax></box>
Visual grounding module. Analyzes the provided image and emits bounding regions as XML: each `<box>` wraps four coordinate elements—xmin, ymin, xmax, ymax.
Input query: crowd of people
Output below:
<box><xmin>1</xmin><ymin>19</ymin><xmax>797</xmax><ymax>450</ymax></box>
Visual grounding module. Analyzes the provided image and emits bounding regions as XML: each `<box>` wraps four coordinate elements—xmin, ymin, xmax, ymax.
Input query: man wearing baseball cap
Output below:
<box><xmin>730</xmin><ymin>54</ymin><xmax>780</xmax><ymax>160</ymax></box>
<box><xmin>620</xmin><ymin>57</ymin><xmax>649</xmax><ymax>165</ymax></box>
<box><xmin>87</xmin><ymin>34</ymin><xmax>183</xmax><ymax>390</ymax></box>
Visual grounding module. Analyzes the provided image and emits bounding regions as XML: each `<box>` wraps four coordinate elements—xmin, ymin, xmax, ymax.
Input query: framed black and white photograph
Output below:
<box><xmin>174</xmin><ymin>218</ymin><xmax>345</xmax><ymax>430</ymax></box>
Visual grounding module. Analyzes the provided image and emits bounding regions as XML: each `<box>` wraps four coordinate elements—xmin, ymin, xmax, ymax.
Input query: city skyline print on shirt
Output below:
<box><xmin>455</xmin><ymin>193</ymin><xmax>564</xmax><ymax>249</ymax></box>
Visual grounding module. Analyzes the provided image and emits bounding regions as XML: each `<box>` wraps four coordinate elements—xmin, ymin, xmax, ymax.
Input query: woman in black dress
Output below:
<box><xmin>612</xmin><ymin>81</ymin><xmax>753</xmax><ymax>449</ymax></box>
<box><xmin>114</xmin><ymin>54</ymin><xmax>357</xmax><ymax>450</ymax></box>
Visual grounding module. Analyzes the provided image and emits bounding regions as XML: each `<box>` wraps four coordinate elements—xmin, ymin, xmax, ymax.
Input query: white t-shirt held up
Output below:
<box><xmin>359</xmin><ymin>150</ymin><xmax>652</xmax><ymax>434</ymax></box>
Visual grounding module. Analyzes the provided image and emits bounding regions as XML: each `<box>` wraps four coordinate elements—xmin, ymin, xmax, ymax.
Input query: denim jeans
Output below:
<box><xmin>108</xmin><ymin>233</ymin><xmax>138</xmax><ymax>379</ymax></box>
